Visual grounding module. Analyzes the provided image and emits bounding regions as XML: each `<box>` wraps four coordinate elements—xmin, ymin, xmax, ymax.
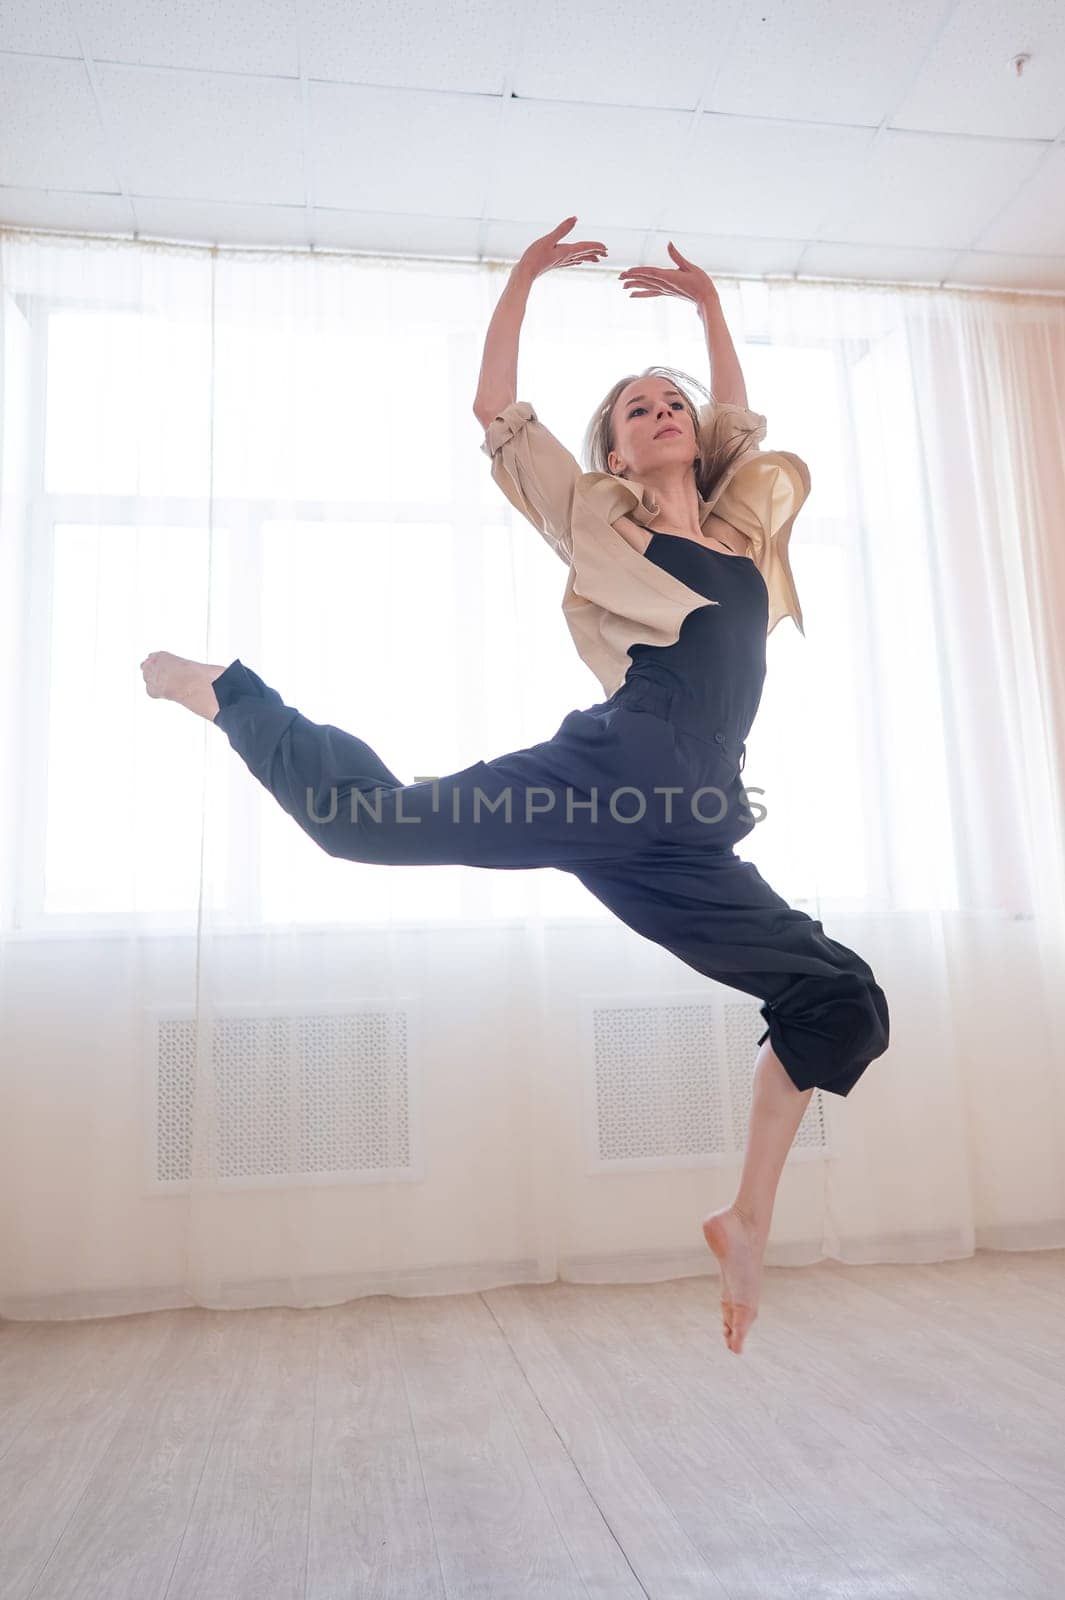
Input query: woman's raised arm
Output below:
<box><xmin>472</xmin><ymin>268</ymin><xmax>531</xmax><ymax>427</ymax></box>
<box><xmin>473</xmin><ymin>217</ymin><xmax>605</xmax><ymax>426</ymax></box>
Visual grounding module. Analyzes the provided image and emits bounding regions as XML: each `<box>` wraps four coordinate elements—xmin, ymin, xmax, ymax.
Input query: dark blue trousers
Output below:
<box><xmin>212</xmin><ymin>660</ymin><xmax>889</xmax><ymax>1097</ymax></box>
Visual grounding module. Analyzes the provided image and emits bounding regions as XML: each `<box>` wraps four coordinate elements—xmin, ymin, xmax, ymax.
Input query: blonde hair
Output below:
<box><xmin>581</xmin><ymin>364</ymin><xmax>753</xmax><ymax>505</ymax></box>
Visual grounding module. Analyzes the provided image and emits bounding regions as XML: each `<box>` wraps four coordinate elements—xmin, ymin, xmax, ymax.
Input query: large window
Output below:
<box><xmin>12</xmin><ymin>295</ymin><xmax>961</xmax><ymax>934</ymax></box>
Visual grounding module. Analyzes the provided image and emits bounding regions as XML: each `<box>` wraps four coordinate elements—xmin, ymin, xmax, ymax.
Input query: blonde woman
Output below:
<box><xmin>142</xmin><ymin>217</ymin><xmax>889</xmax><ymax>1356</ymax></box>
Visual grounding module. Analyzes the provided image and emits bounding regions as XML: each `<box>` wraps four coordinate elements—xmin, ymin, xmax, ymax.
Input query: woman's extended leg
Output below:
<box><xmin>565</xmin><ymin>848</ymin><xmax>889</xmax><ymax>1356</ymax></box>
<box><xmin>702</xmin><ymin>1043</ymin><xmax>813</xmax><ymax>1355</ymax></box>
<box><xmin>140</xmin><ymin>652</ymin><xmax>677</xmax><ymax>870</ymax></box>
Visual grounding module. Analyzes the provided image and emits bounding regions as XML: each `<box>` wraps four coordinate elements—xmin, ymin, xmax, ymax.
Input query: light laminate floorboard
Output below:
<box><xmin>1</xmin><ymin>1249</ymin><xmax>1062</xmax><ymax>1599</ymax></box>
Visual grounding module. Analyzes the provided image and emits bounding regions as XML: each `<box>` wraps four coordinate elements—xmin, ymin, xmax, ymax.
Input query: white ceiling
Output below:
<box><xmin>2</xmin><ymin>0</ymin><xmax>1065</xmax><ymax>292</ymax></box>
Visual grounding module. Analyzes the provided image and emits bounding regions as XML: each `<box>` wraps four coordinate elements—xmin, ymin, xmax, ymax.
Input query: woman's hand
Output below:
<box><xmin>516</xmin><ymin>215</ymin><xmax>607</xmax><ymax>283</ymax></box>
<box><xmin>618</xmin><ymin>241</ymin><xmax>717</xmax><ymax>305</ymax></box>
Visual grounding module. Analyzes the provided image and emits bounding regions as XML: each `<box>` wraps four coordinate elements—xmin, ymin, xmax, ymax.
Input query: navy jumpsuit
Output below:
<box><xmin>211</xmin><ymin>531</ymin><xmax>889</xmax><ymax>1097</ymax></box>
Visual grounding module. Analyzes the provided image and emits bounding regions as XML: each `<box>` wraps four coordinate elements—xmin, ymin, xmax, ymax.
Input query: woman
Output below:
<box><xmin>141</xmin><ymin>217</ymin><xmax>889</xmax><ymax>1356</ymax></box>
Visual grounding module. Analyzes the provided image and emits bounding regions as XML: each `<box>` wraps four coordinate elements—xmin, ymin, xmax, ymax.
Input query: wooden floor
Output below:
<box><xmin>1</xmin><ymin>1249</ymin><xmax>1064</xmax><ymax>1599</ymax></box>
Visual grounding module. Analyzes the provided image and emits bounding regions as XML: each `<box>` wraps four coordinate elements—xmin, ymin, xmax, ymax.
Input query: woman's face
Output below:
<box><xmin>608</xmin><ymin>378</ymin><xmax>696</xmax><ymax>478</ymax></box>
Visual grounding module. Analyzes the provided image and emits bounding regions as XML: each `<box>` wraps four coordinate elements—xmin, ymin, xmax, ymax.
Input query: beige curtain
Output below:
<box><xmin>1</xmin><ymin>228</ymin><xmax>1063</xmax><ymax>1320</ymax></box>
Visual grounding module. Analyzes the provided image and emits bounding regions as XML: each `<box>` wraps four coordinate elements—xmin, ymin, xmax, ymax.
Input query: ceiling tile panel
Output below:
<box><xmin>974</xmin><ymin>145</ymin><xmax>1065</xmax><ymax>254</ymax></box>
<box><xmin>78</xmin><ymin>0</ymin><xmax>298</xmax><ymax>77</ymax></box>
<box><xmin>512</xmin><ymin>0</ymin><xmax>728</xmax><ymax>110</ymax></box>
<box><xmin>890</xmin><ymin>0</ymin><xmax>1065</xmax><ymax>138</ymax></box>
<box><xmin>816</xmin><ymin>127</ymin><xmax>1047</xmax><ymax>248</ymax></box>
<box><xmin>132</xmin><ymin>196</ymin><xmax>311</xmax><ymax>248</ymax></box>
<box><xmin>312</xmin><ymin>208</ymin><xmax>482</xmax><ymax>259</ymax></box>
<box><xmin>0</xmin><ymin>0</ymin><xmax>79</xmax><ymax>56</ymax></box>
<box><xmin>800</xmin><ymin>238</ymin><xmax>961</xmax><ymax>285</ymax></box>
<box><xmin>0</xmin><ymin>55</ymin><xmax>117</xmax><ymax>190</ymax></box>
<box><xmin>483</xmin><ymin>98</ymin><xmax>717</xmax><ymax>227</ymax></box>
<box><xmin>310</xmin><ymin>81</ymin><xmax>496</xmax><ymax>215</ymax></box>
<box><xmin>0</xmin><ymin>185</ymin><xmax>133</xmax><ymax>234</ymax></box>
<box><xmin>303</xmin><ymin>0</ymin><xmax>509</xmax><ymax>95</ymax></box>
<box><xmin>97</xmin><ymin>63</ymin><xmax>305</xmax><ymax>204</ymax></box>
<box><xmin>709</xmin><ymin>0</ymin><xmax>948</xmax><ymax>128</ymax></box>
<box><xmin>670</xmin><ymin>115</ymin><xmax>874</xmax><ymax>240</ymax></box>
<box><xmin>945</xmin><ymin>251</ymin><xmax>1065</xmax><ymax>291</ymax></box>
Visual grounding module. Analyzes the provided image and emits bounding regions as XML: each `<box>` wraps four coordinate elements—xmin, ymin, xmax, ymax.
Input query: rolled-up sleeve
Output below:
<box><xmin>480</xmin><ymin>401</ymin><xmax>581</xmax><ymax>565</ymax></box>
<box><xmin>715</xmin><ymin>450</ymin><xmax>812</xmax><ymax>637</ymax></box>
<box><xmin>717</xmin><ymin>453</ymin><xmax>809</xmax><ymax>548</ymax></box>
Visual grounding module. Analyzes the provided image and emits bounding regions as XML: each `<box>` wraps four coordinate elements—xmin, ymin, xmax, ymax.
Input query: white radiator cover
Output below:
<box><xmin>144</xmin><ymin>991</ymin><xmax>828</xmax><ymax>1194</ymax></box>
<box><xmin>580</xmin><ymin>994</ymin><xmax>830</xmax><ymax>1172</ymax></box>
<box><xmin>143</xmin><ymin>999</ymin><xmax>422</xmax><ymax>1192</ymax></box>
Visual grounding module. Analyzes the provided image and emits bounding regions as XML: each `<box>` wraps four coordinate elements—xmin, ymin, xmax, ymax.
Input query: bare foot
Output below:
<box><xmin>701</xmin><ymin>1205</ymin><xmax>768</xmax><ymax>1355</ymax></box>
<box><xmin>141</xmin><ymin>651</ymin><xmax>227</xmax><ymax>721</ymax></box>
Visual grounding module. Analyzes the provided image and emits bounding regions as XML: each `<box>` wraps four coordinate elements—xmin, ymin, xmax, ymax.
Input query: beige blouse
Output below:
<box><xmin>481</xmin><ymin>398</ymin><xmax>811</xmax><ymax>700</ymax></box>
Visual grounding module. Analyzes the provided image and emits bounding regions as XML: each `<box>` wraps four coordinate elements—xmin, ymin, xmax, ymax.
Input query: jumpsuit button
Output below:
<box><xmin>714</xmin><ymin>731</ymin><xmax>726</xmax><ymax>744</ymax></box>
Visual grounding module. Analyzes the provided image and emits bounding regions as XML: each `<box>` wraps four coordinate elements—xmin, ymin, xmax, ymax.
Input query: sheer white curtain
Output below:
<box><xmin>1</xmin><ymin>227</ymin><xmax>1063</xmax><ymax>1321</ymax></box>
